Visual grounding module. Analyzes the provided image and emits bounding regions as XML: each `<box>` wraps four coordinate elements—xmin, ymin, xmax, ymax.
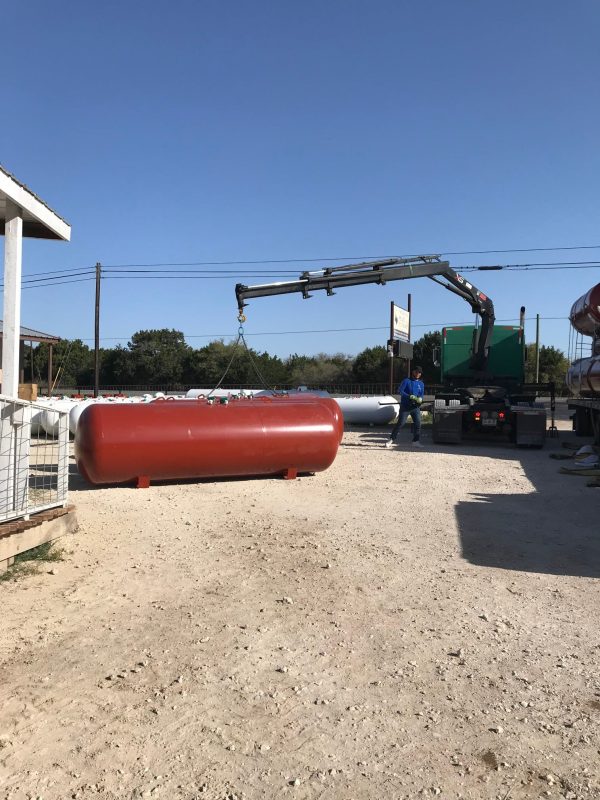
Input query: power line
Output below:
<box><xmin>13</xmin><ymin>243</ymin><xmax>600</xmax><ymax>277</ymax></box>
<box><xmin>71</xmin><ymin>315</ymin><xmax>568</xmax><ymax>342</ymax></box>
<box><xmin>5</xmin><ymin>256</ymin><xmax>599</xmax><ymax>291</ymax></box>
<box><xmin>17</xmin><ymin>266</ymin><xmax>98</xmax><ymax>278</ymax></box>
<box><xmin>442</xmin><ymin>245</ymin><xmax>600</xmax><ymax>256</ymax></box>
<box><xmin>472</xmin><ymin>261</ymin><xmax>600</xmax><ymax>272</ymax></box>
<box><xmin>69</xmin><ymin>244</ymin><xmax>600</xmax><ymax>266</ymax></box>
<box><xmin>100</xmin><ymin>261</ymin><xmax>600</xmax><ymax>276</ymax></box>
<box><xmin>102</xmin><ymin>274</ymin><xmax>309</xmax><ymax>280</ymax></box>
<box><xmin>20</xmin><ymin>277</ymin><xmax>96</xmax><ymax>290</ymax></box>
<box><xmin>21</xmin><ymin>270</ymin><xmax>95</xmax><ymax>285</ymax></box>
<box><xmin>0</xmin><ymin>272</ymin><xmax>94</xmax><ymax>290</ymax></box>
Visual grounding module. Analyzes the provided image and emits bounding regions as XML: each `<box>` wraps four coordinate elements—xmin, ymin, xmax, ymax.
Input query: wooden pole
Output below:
<box><xmin>19</xmin><ymin>340</ymin><xmax>25</xmax><ymax>385</ymax></box>
<box><xmin>406</xmin><ymin>293</ymin><xmax>412</xmax><ymax>377</ymax></box>
<box><xmin>48</xmin><ymin>345</ymin><xmax>53</xmax><ymax>396</ymax></box>
<box><xmin>389</xmin><ymin>301</ymin><xmax>395</xmax><ymax>394</ymax></box>
<box><xmin>535</xmin><ymin>313</ymin><xmax>540</xmax><ymax>383</ymax></box>
<box><xmin>94</xmin><ymin>262</ymin><xmax>101</xmax><ymax>398</ymax></box>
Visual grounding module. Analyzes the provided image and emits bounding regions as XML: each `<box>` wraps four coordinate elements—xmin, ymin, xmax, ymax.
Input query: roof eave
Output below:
<box><xmin>0</xmin><ymin>168</ymin><xmax>71</xmax><ymax>241</ymax></box>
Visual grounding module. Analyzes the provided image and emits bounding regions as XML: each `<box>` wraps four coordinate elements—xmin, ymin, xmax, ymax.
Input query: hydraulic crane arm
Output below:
<box><xmin>235</xmin><ymin>255</ymin><xmax>496</xmax><ymax>373</ymax></box>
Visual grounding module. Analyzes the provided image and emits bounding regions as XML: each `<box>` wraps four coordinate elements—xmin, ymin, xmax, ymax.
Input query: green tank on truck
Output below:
<box><xmin>441</xmin><ymin>325</ymin><xmax>524</xmax><ymax>384</ymax></box>
<box><xmin>433</xmin><ymin>324</ymin><xmax>548</xmax><ymax>446</ymax></box>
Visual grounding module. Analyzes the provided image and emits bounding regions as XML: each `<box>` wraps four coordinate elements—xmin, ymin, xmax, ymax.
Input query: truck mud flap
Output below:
<box><xmin>432</xmin><ymin>409</ymin><xmax>464</xmax><ymax>443</ymax></box>
<box><xmin>513</xmin><ymin>409</ymin><xmax>547</xmax><ymax>447</ymax></box>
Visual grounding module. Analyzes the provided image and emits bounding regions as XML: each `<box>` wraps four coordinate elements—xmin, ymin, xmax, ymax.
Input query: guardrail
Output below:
<box><xmin>0</xmin><ymin>395</ymin><xmax>69</xmax><ymax>524</ymax></box>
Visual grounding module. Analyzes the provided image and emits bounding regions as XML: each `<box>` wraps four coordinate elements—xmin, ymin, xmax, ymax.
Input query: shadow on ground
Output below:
<box><xmin>353</xmin><ymin>428</ymin><xmax>599</xmax><ymax>578</ymax></box>
<box><xmin>449</xmin><ymin>433</ymin><xmax>599</xmax><ymax>578</ymax></box>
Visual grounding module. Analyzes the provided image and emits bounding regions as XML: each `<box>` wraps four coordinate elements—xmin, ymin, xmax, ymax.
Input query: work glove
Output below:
<box><xmin>410</xmin><ymin>395</ymin><xmax>423</xmax><ymax>405</ymax></box>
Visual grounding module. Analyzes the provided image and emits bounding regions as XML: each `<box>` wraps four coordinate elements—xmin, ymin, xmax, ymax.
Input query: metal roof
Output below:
<box><xmin>0</xmin><ymin>320</ymin><xmax>60</xmax><ymax>344</ymax></box>
<box><xmin>0</xmin><ymin>164</ymin><xmax>71</xmax><ymax>240</ymax></box>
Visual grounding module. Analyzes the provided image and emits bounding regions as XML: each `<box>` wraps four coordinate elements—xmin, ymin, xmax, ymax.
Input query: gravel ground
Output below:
<box><xmin>0</xmin><ymin>424</ymin><xmax>598</xmax><ymax>800</ymax></box>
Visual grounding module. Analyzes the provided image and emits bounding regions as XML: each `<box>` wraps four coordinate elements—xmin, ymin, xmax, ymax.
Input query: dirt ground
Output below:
<box><xmin>0</xmin><ymin>419</ymin><xmax>599</xmax><ymax>800</ymax></box>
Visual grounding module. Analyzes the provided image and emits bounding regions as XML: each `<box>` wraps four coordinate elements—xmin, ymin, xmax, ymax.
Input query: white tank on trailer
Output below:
<box><xmin>566</xmin><ymin>356</ymin><xmax>600</xmax><ymax>396</ymax></box>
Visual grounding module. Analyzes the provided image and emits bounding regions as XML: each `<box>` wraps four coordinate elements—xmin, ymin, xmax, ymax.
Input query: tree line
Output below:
<box><xmin>24</xmin><ymin>328</ymin><xmax>569</xmax><ymax>391</ymax></box>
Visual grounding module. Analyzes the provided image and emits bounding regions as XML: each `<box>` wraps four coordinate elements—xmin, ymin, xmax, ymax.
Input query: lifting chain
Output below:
<box><xmin>206</xmin><ymin>310</ymin><xmax>273</xmax><ymax>397</ymax></box>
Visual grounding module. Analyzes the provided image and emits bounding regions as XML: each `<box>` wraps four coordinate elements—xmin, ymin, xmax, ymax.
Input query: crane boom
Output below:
<box><xmin>235</xmin><ymin>255</ymin><xmax>496</xmax><ymax>373</ymax></box>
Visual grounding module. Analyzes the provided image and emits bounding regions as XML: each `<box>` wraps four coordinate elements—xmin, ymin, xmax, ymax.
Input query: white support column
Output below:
<box><xmin>2</xmin><ymin>200</ymin><xmax>23</xmax><ymax>399</ymax></box>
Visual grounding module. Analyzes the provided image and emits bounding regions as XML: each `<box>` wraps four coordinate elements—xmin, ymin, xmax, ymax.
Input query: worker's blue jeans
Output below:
<box><xmin>390</xmin><ymin>406</ymin><xmax>421</xmax><ymax>442</ymax></box>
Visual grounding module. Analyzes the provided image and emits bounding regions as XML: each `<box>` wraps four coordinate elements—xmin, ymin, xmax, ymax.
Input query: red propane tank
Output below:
<box><xmin>569</xmin><ymin>282</ymin><xmax>600</xmax><ymax>336</ymax></box>
<box><xmin>75</xmin><ymin>396</ymin><xmax>341</xmax><ymax>487</ymax></box>
<box><xmin>257</xmin><ymin>393</ymin><xmax>344</xmax><ymax>442</ymax></box>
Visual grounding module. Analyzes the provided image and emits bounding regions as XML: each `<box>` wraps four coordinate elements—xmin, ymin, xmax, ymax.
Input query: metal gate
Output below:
<box><xmin>0</xmin><ymin>396</ymin><xmax>69</xmax><ymax>523</ymax></box>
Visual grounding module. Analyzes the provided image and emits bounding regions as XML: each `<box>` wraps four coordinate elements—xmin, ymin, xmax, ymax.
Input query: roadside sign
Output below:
<box><xmin>392</xmin><ymin>304</ymin><xmax>410</xmax><ymax>341</ymax></box>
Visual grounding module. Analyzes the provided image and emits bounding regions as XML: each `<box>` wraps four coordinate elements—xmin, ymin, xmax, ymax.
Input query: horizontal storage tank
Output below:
<box><xmin>185</xmin><ymin>388</ymin><xmax>330</xmax><ymax>399</ymax></box>
<box><xmin>334</xmin><ymin>395</ymin><xmax>399</xmax><ymax>425</ymax></box>
<box><xmin>41</xmin><ymin>399</ymin><xmax>78</xmax><ymax>436</ymax></box>
<box><xmin>569</xmin><ymin>283</ymin><xmax>600</xmax><ymax>336</ymax></box>
<box><xmin>75</xmin><ymin>396</ymin><xmax>341</xmax><ymax>486</ymax></box>
<box><xmin>566</xmin><ymin>356</ymin><xmax>600</xmax><ymax>396</ymax></box>
<box><xmin>69</xmin><ymin>398</ymin><xmax>101</xmax><ymax>435</ymax></box>
<box><xmin>182</xmin><ymin>391</ymin><xmax>343</xmax><ymax>442</ymax></box>
<box><xmin>186</xmin><ymin>388</ymin><xmax>261</xmax><ymax>398</ymax></box>
<box><xmin>30</xmin><ymin>398</ymin><xmax>53</xmax><ymax>435</ymax></box>
<box><xmin>255</xmin><ymin>388</ymin><xmax>331</xmax><ymax>398</ymax></box>
<box><xmin>249</xmin><ymin>393</ymin><xmax>344</xmax><ymax>442</ymax></box>
<box><xmin>68</xmin><ymin>396</ymin><xmax>154</xmax><ymax>435</ymax></box>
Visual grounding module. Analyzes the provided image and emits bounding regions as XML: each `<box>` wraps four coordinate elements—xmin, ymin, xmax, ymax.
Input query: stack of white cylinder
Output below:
<box><xmin>29</xmin><ymin>393</ymin><xmax>175</xmax><ymax>437</ymax></box>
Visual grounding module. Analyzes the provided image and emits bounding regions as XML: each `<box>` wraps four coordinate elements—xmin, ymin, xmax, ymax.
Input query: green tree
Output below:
<box><xmin>101</xmin><ymin>344</ymin><xmax>134</xmax><ymax>386</ymax></box>
<box><xmin>26</xmin><ymin>339</ymin><xmax>94</xmax><ymax>390</ymax></box>
<box><xmin>185</xmin><ymin>340</ymin><xmax>288</xmax><ymax>388</ymax></box>
<box><xmin>127</xmin><ymin>329</ymin><xmax>191</xmax><ymax>386</ymax></box>
<box><xmin>287</xmin><ymin>352</ymin><xmax>352</xmax><ymax>386</ymax></box>
<box><xmin>525</xmin><ymin>344</ymin><xmax>569</xmax><ymax>386</ymax></box>
<box><xmin>411</xmin><ymin>331</ymin><xmax>442</xmax><ymax>384</ymax></box>
<box><xmin>352</xmin><ymin>345</ymin><xmax>389</xmax><ymax>383</ymax></box>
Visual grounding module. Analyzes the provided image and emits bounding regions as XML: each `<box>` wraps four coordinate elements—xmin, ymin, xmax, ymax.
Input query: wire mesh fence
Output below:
<box><xmin>0</xmin><ymin>395</ymin><xmax>69</xmax><ymax>524</ymax></box>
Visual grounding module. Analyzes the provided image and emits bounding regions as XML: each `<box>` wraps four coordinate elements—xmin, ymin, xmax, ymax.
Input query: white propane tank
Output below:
<box><xmin>334</xmin><ymin>395</ymin><xmax>400</xmax><ymax>425</ymax></box>
<box><xmin>30</xmin><ymin>398</ymin><xmax>53</xmax><ymax>435</ymax></box>
<box><xmin>186</xmin><ymin>388</ymin><xmax>262</xmax><ymax>398</ymax></box>
<box><xmin>69</xmin><ymin>399</ymin><xmax>97</xmax><ymax>435</ymax></box>
<box><xmin>41</xmin><ymin>399</ymin><xmax>78</xmax><ymax>437</ymax></box>
<box><xmin>254</xmin><ymin>388</ymin><xmax>331</xmax><ymax>398</ymax></box>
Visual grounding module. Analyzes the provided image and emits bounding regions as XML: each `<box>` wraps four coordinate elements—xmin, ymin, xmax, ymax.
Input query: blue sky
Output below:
<box><xmin>2</xmin><ymin>0</ymin><xmax>599</xmax><ymax>360</ymax></box>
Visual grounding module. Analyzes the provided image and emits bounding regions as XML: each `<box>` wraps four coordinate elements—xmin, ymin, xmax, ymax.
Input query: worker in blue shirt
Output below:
<box><xmin>385</xmin><ymin>366</ymin><xmax>425</xmax><ymax>448</ymax></box>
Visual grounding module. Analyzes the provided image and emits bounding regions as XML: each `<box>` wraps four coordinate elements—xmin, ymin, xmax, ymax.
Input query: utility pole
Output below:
<box><xmin>94</xmin><ymin>262</ymin><xmax>101</xmax><ymax>398</ymax></box>
<box><xmin>535</xmin><ymin>313</ymin><xmax>540</xmax><ymax>383</ymax></box>
<box><xmin>406</xmin><ymin>293</ymin><xmax>412</xmax><ymax>377</ymax></box>
<box><xmin>388</xmin><ymin>301</ymin><xmax>395</xmax><ymax>394</ymax></box>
